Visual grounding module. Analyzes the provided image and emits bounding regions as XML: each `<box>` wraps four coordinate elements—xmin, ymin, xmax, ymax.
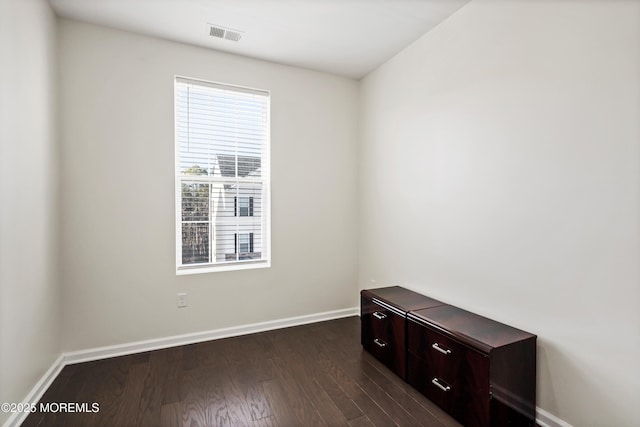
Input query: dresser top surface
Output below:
<box><xmin>409</xmin><ymin>305</ymin><xmax>536</xmax><ymax>352</ymax></box>
<box><xmin>361</xmin><ymin>286</ymin><xmax>445</xmax><ymax>312</ymax></box>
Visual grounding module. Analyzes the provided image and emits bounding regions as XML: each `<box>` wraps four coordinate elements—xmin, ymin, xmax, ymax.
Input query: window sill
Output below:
<box><xmin>176</xmin><ymin>260</ymin><xmax>271</xmax><ymax>275</ymax></box>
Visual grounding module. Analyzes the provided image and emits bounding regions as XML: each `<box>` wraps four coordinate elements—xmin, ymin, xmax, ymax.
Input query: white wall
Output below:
<box><xmin>0</xmin><ymin>0</ymin><xmax>60</xmax><ymax>424</ymax></box>
<box><xmin>359</xmin><ymin>0</ymin><xmax>640</xmax><ymax>426</ymax></box>
<box><xmin>58</xmin><ymin>20</ymin><xmax>359</xmax><ymax>351</ymax></box>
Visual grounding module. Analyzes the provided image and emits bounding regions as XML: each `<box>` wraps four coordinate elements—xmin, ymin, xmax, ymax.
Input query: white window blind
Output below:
<box><xmin>175</xmin><ymin>77</ymin><xmax>270</xmax><ymax>273</ymax></box>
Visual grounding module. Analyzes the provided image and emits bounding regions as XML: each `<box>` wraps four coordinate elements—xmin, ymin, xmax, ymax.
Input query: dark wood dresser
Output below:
<box><xmin>360</xmin><ymin>286</ymin><xmax>444</xmax><ymax>379</ymax></box>
<box><xmin>361</xmin><ymin>286</ymin><xmax>536</xmax><ymax>427</ymax></box>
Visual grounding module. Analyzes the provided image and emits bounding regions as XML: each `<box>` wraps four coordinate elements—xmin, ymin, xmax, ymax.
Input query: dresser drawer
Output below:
<box><xmin>407</xmin><ymin>318</ymin><xmax>491</xmax><ymax>427</ymax></box>
<box><xmin>407</xmin><ymin>351</ymin><xmax>461</xmax><ymax>418</ymax></box>
<box><xmin>361</xmin><ymin>295</ymin><xmax>406</xmax><ymax>378</ymax></box>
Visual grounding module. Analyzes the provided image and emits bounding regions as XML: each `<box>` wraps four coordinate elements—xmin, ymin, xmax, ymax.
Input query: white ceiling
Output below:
<box><xmin>48</xmin><ymin>0</ymin><xmax>469</xmax><ymax>79</ymax></box>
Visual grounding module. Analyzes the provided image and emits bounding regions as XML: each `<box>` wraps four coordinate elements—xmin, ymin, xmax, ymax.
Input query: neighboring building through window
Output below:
<box><xmin>175</xmin><ymin>77</ymin><xmax>270</xmax><ymax>273</ymax></box>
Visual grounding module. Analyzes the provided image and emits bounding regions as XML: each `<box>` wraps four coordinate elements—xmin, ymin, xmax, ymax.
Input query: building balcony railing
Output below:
<box><xmin>225</xmin><ymin>252</ymin><xmax>262</xmax><ymax>261</ymax></box>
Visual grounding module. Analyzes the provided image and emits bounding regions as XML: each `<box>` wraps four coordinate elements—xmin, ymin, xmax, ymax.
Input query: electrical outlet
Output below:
<box><xmin>177</xmin><ymin>293</ymin><xmax>188</xmax><ymax>308</ymax></box>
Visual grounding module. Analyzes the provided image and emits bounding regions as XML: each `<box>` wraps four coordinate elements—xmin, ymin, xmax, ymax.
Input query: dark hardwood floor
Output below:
<box><xmin>23</xmin><ymin>316</ymin><xmax>461</xmax><ymax>426</ymax></box>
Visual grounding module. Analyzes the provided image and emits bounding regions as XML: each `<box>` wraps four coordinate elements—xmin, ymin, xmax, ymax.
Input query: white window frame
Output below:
<box><xmin>174</xmin><ymin>76</ymin><xmax>271</xmax><ymax>275</ymax></box>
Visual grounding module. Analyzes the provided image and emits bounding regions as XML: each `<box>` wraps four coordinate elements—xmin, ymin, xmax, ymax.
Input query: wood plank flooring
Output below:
<box><xmin>22</xmin><ymin>316</ymin><xmax>461</xmax><ymax>427</ymax></box>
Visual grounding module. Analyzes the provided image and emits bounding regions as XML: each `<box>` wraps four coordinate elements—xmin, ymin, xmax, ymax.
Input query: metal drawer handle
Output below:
<box><xmin>374</xmin><ymin>338</ymin><xmax>387</xmax><ymax>348</ymax></box>
<box><xmin>373</xmin><ymin>311</ymin><xmax>387</xmax><ymax>320</ymax></box>
<box><xmin>432</xmin><ymin>343</ymin><xmax>452</xmax><ymax>355</ymax></box>
<box><xmin>432</xmin><ymin>378</ymin><xmax>451</xmax><ymax>392</ymax></box>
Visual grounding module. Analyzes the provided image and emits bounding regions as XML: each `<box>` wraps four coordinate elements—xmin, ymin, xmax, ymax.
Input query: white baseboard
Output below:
<box><xmin>3</xmin><ymin>307</ymin><xmax>358</xmax><ymax>427</ymax></box>
<box><xmin>3</xmin><ymin>354</ymin><xmax>65</xmax><ymax>427</ymax></box>
<box><xmin>63</xmin><ymin>307</ymin><xmax>359</xmax><ymax>364</ymax></box>
<box><xmin>536</xmin><ymin>407</ymin><xmax>573</xmax><ymax>427</ymax></box>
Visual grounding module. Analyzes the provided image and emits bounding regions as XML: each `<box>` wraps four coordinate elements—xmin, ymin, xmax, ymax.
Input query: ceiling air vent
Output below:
<box><xmin>209</xmin><ymin>24</ymin><xmax>243</xmax><ymax>42</ymax></box>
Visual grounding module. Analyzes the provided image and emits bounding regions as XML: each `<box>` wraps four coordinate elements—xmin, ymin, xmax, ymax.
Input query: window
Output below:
<box><xmin>235</xmin><ymin>233</ymin><xmax>254</xmax><ymax>255</ymax></box>
<box><xmin>175</xmin><ymin>77</ymin><xmax>270</xmax><ymax>273</ymax></box>
<box><xmin>235</xmin><ymin>196</ymin><xmax>254</xmax><ymax>217</ymax></box>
